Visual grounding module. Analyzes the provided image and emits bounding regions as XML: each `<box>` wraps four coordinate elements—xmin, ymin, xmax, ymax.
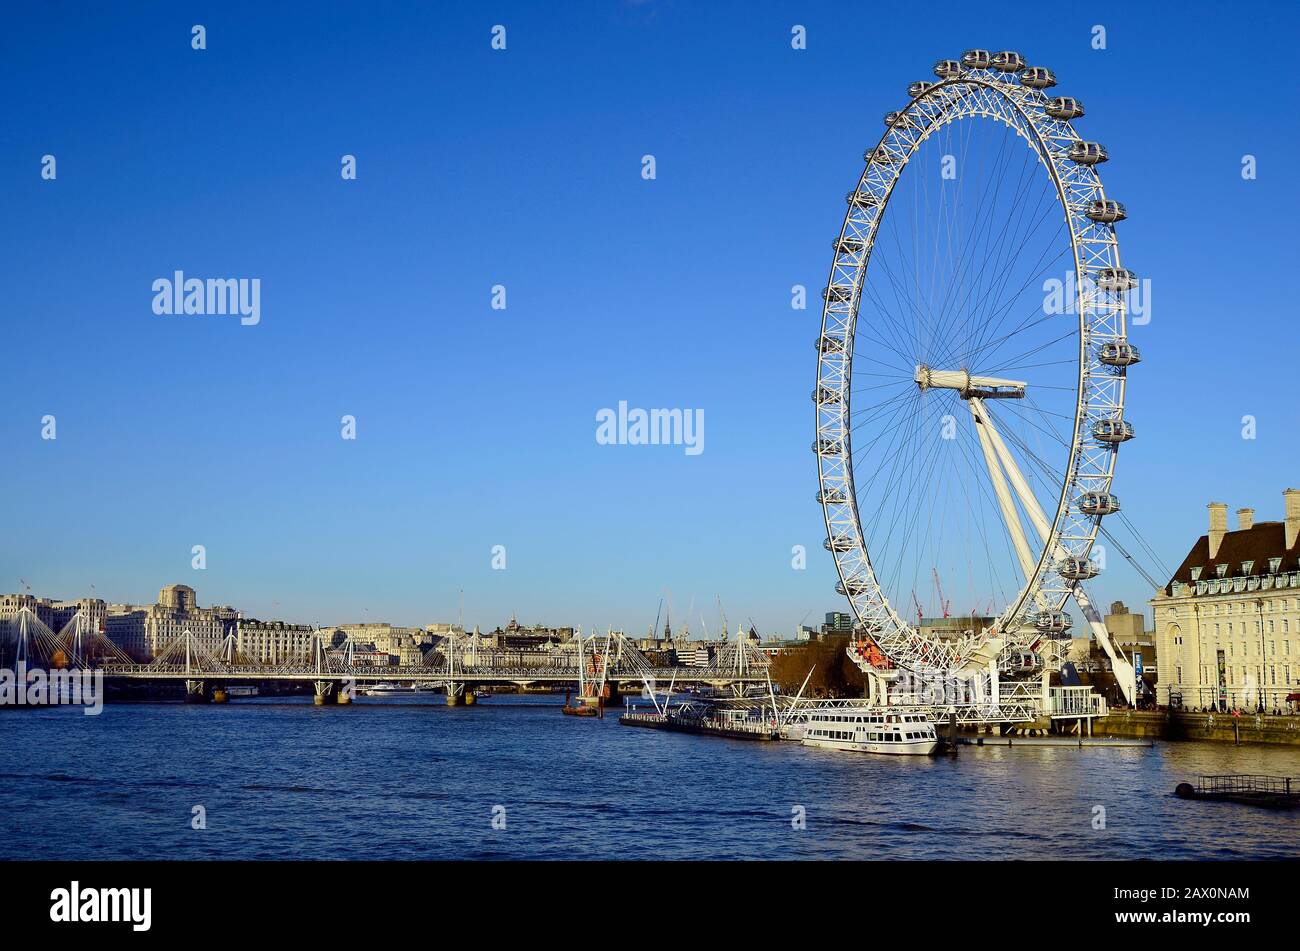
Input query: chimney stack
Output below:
<box><xmin>1286</xmin><ymin>488</ymin><xmax>1300</xmax><ymax>550</ymax></box>
<box><xmin>1208</xmin><ymin>502</ymin><xmax>1228</xmax><ymax>558</ymax></box>
<box><xmin>1237</xmin><ymin>508</ymin><xmax>1255</xmax><ymax>531</ymax></box>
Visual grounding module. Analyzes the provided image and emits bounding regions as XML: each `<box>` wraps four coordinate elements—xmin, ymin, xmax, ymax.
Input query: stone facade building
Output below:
<box><xmin>1151</xmin><ymin>489</ymin><xmax>1300</xmax><ymax>711</ymax></box>
<box><xmin>104</xmin><ymin>584</ymin><xmax>235</xmax><ymax>660</ymax></box>
<box><xmin>236</xmin><ymin>619</ymin><xmax>316</xmax><ymax>665</ymax></box>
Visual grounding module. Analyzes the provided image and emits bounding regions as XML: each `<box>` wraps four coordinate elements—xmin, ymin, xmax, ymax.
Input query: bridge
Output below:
<box><xmin>1</xmin><ymin>608</ymin><xmax>772</xmax><ymax>706</ymax></box>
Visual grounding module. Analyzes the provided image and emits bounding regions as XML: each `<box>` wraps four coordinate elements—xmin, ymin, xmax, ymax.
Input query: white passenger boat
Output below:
<box><xmin>800</xmin><ymin>707</ymin><xmax>938</xmax><ymax>756</ymax></box>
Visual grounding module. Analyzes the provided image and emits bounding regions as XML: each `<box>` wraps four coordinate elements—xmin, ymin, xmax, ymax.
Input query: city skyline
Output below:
<box><xmin>3</xmin><ymin>2</ymin><xmax>1298</xmax><ymax>635</ymax></box>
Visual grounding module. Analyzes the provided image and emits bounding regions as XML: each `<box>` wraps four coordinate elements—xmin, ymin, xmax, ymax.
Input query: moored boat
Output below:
<box><xmin>800</xmin><ymin>706</ymin><xmax>938</xmax><ymax>755</ymax></box>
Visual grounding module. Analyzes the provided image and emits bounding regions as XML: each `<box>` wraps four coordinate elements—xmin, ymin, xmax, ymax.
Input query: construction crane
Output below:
<box><xmin>932</xmin><ymin>568</ymin><xmax>951</xmax><ymax>618</ymax></box>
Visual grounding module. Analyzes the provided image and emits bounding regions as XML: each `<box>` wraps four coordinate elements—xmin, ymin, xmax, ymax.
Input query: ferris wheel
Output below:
<box><xmin>814</xmin><ymin>50</ymin><xmax>1140</xmax><ymax>681</ymax></box>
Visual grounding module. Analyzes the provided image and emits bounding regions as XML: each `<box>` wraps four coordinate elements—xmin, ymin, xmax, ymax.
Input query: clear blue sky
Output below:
<box><xmin>2</xmin><ymin>1</ymin><xmax>1297</xmax><ymax>635</ymax></box>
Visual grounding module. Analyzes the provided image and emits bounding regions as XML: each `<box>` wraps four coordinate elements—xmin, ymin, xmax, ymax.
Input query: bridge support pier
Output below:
<box><xmin>313</xmin><ymin>680</ymin><xmax>337</xmax><ymax>705</ymax></box>
<box><xmin>212</xmin><ymin>682</ymin><xmax>229</xmax><ymax>704</ymax></box>
<box><xmin>463</xmin><ymin>686</ymin><xmax>477</xmax><ymax>706</ymax></box>
<box><xmin>184</xmin><ymin>680</ymin><xmax>209</xmax><ymax>704</ymax></box>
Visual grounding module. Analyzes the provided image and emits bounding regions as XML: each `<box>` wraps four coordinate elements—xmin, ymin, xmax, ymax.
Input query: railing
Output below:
<box><xmin>1195</xmin><ymin>774</ymin><xmax>1297</xmax><ymax>796</ymax></box>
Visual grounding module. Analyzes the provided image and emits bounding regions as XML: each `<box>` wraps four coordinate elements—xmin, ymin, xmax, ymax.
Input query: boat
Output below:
<box><xmin>362</xmin><ymin>682</ymin><xmax>408</xmax><ymax>696</ymax></box>
<box><xmin>561</xmin><ymin>690</ymin><xmax>603</xmax><ymax>718</ymax></box>
<box><xmin>800</xmin><ymin>707</ymin><xmax>938</xmax><ymax>755</ymax></box>
<box><xmin>620</xmin><ymin>700</ymin><xmax>779</xmax><ymax>741</ymax></box>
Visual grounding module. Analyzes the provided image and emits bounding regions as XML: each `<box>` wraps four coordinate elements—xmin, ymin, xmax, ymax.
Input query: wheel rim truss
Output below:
<box><xmin>815</xmin><ymin>69</ymin><xmax>1131</xmax><ymax>674</ymax></box>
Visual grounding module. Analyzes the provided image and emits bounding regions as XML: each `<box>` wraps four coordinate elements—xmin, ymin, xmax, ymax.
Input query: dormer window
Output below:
<box><xmin>1190</xmin><ymin>567</ymin><xmax>1203</xmax><ymax>581</ymax></box>
<box><xmin>1242</xmin><ymin>560</ymin><xmax>1255</xmax><ymax>575</ymax></box>
<box><xmin>1216</xmin><ymin>564</ymin><xmax>1229</xmax><ymax>578</ymax></box>
<box><xmin>1269</xmin><ymin>557</ymin><xmax>1282</xmax><ymax>574</ymax></box>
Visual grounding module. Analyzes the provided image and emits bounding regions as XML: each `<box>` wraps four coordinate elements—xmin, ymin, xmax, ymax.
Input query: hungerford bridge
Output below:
<box><xmin>0</xmin><ymin>607</ymin><xmax>771</xmax><ymax>706</ymax></box>
<box><xmin>1</xmin><ymin>607</ymin><xmax>1107</xmax><ymax>726</ymax></box>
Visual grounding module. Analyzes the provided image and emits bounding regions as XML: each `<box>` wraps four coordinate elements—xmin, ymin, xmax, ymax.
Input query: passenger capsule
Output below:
<box><xmin>961</xmin><ymin>49</ymin><xmax>992</xmax><ymax>69</ymax></box>
<box><xmin>1058</xmin><ymin>557</ymin><xmax>1100</xmax><ymax>581</ymax></box>
<box><xmin>812</xmin><ymin>385</ymin><xmax>842</xmax><ymax>405</ymax></box>
<box><xmin>1044</xmin><ymin>97</ymin><xmax>1085</xmax><ymax>120</ymax></box>
<box><xmin>822</xmin><ymin>284</ymin><xmax>853</xmax><ymax>303</ymax></box>
<box><xmin>933</xmin><ymin>59</ymin><xmax>962</xmax><ymax>79</ymax></box>
<box><xmin>813</xmin><ymin>437</ymin><xmax>844</xmax><ymax>456</ymax></box>
<box><xmin>816</xmin><ymin>335</ymin><xmax>846</xmax><ymax>354</ymax></box>
<box><xmin>1068</xmin><ymin>141</ymin><xmax>1108</xmax><ymax>165</ymax></box>
<box><xmin>824</xmin><ymin>534</ymin><xmax>856</xmax><ymax>553</ymax></box>
<box><xmin>990</xmin><ymin>51</ymin><xmax>1026</xmax><ymax>72</ymax></box>
<box><xmin>1033</xmin><ymin>612</ymin><xmax>1073</xmax><ymax>636</ymax></box>
<box><xmin>864</xmin><ymin>147</ymin><xmax>902</xmax><ymax>166</ymax></box>
<box><xmin>846</xmin><ymin>189</ymin><xmax>880</xmax><ymax>209</ymax></box>
<box><xmin>908</xmin><ymin>80</ymin><xmax>936</xmax><ymax>99</ymax></box>
<box><xmin>836</xmin><ymin>579</ymin><xmax>870</xmax><ymax>597</ymax></box>
<box><xmin>1094</xmin><ymin>267</ymin><xmax>1138</xmax><ymax>292</ymax></box>
<box><xmin>817</xmin><ymin>487</ymin><xmax>849</xmax><ymax>505</ymax></box>
<box><xmin>1098</xmin><ymin>340</ymin><xmax>1141</xmax><ymax>367</ymax></box>
<box><xmin>1019</xmin><ymin>66</ymin><xmax>1056</xmax><ymax>89</ymax></box>
<box><xmin>1092</xmin><ymin>419</ymin><xmax>1135</xmax><ymax>444</ymax></box>
<box><xmin>883</xmin><ymin>111</ymin><xmax>918</xmax><ymax>129</ymax></box>
<box><xmin>835</xmin><ymin>237</ymin><xmax>865</xmax><ymax>255</ymax></box>
<box><xmin>1086</xmin><ymin>199</ymin><xmax>1127</xmax><ymax>223</ymax></box>
<box><xmin>1077</xmin><ymin>492</ymin><xmax>1122</xmax><ymax>516</ymax></box>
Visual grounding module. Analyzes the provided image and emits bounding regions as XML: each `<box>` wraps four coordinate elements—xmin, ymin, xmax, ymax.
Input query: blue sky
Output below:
<box><xmin>2</xmin><ymin>1</ymin><xmax>1297</xmax><ymax>635</ymax></box>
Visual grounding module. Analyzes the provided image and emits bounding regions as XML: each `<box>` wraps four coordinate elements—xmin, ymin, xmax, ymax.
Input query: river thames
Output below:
<box><xmin>3</xmin><ymin>695</ymin><xmax>1298</xmax><ymax>860</ymax></box>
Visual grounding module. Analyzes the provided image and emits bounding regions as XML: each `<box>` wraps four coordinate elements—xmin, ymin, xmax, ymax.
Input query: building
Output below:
<box><xmin>335</xmin><ymin>623</ymin><xmax>432</xmax><ymax>665</ymax></box>
<box><xmin>823</xmin><ymin>612</ymin><xmax>853</xmax><ymax>636</ymax></box>
<box><xmin>236</xmin><ymin>619</ymin><xmax>315</xmax><ymax>665</ymax></box>
<box><xmin>1104</xmin><ymin>601</ymin><xmax>1156</xmax><ymax>678</ymax></box>
<box><xmin>1151</xmin><ymin>490</ymin><xmax>1300</xmax><ymax>711</ymax></box>
<box><xmin>104</xmin><ymin>584</ymin><xmax>234</xmax><ymax>660</ymax></box>
<box><xmin>0</xmin><ymin>593</ymin><xmax>108</xmax><ymax>637</ymax></box>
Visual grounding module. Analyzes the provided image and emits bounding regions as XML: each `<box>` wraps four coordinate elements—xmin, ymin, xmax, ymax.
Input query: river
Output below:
<box><xmin>3</xmin><ymin>694</ymin><xmax>1297</xmax><ymax>859</ymax></box>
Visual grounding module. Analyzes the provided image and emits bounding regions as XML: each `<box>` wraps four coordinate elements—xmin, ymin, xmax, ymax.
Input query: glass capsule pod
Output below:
<box><xmin>846</xmin><ymin>189</ymin><xmax>879</xmax><ymax>209</ymax></box>
<box><xmin>1044</xmin><ymin>97</ymin><xmax>1085</xmax><ymax>120</ymax></box>
<box><xmin>961</xmin><ymin>49</ymin><xmax>992</xmax><ymax>69</ymax></box>
<box><xmin>1068</xmin><ymin>141</ymin><xmax>1108</xmax><ymax>165</ymax></box>
<box><xmin>822</xmin><ymin>284</ymin><xmax>853</xmax><ymax>302</ymax></box>
<box><xmin>1086</xmin><ymin>199</ymin><xmax>1126</xmax><ymax>223</ymax></box>
<box><xmin>835</xmin><ymin>237</ymin><xmax>865</xmax><ymax>255</ymax></box>
<box><xmin>1092</xmin><ymin>418</ymin><xmax>1135</xmax><ymax>444</ymax></box>
<box><xmin>908</xmin><ymin>80</ymin><xmax>936</xmax><ymax>99</ymax></box>
<box><xmin>813</xmin><ymin>437</ymin><xmax>844</xmax><ymax>456</ymax></box>
<box><xmin>1019</xmin><ymin>66</ymin><xmax>1056</xmax><ymax>89</ymax></box>
<box><xmin>1094</xmin><ymin>267</ymin><xmax>1138</xmax><ymax>292</ymax></box>
<box><xmin>1077</xmin><ymin>492</ymin><xmax>1122</xmax><ymax>516</ymax></box>
<box><xmin>1034</xmin><ymin>612</ymin><xmax>1073</xmax><ymax>636</ymax></box>
<box><xmin>812</xmin><ymin>386</ymin><xmax>842</xmax><ymax>405</ymax></box>
<box><xmin>817</xmin><ymin>487</ymin><xmax>849</xmax><ymax>505</ymax></box>
<box><xmin>1058</xmin><ymin>557</ymin><xmax>1100</xmax><ymax>581</ymax></box>
<box><xmin>816</xmin><ymin>335</ymin><xmax>847</xmax><ymax>354</ymax></box>
<box><xmin>933</xmin><ymin>59</ymin><xmax>962</xmax><ymax>79</ymax></box>
<box><xmin>884</xmin><ymin>110</ymin><xmax>919</xmax><ymax>129</ymax></box>
<box><xmin>865</xmin><ymin>147</ymin><xmax>903</xmax><ymax>166</ymax></box>
<box><xmin>824</xmin><ymin>535</ymin><xmax>856</xmax><ymax>553</ymax></box>
<box><xmin>991</xmin><ymin>51</ymin><xmax>1026</xmax><ymax>72</ymax></box>
<box><xmin>1098</xmin><ymin>340</ymin><xmax>1141</xmax><ymax>367</ymax></box>
<box><xmin>836</xmin><ymin>580</ymin><xmax>870</xmax><ymax>597</ymax></box>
